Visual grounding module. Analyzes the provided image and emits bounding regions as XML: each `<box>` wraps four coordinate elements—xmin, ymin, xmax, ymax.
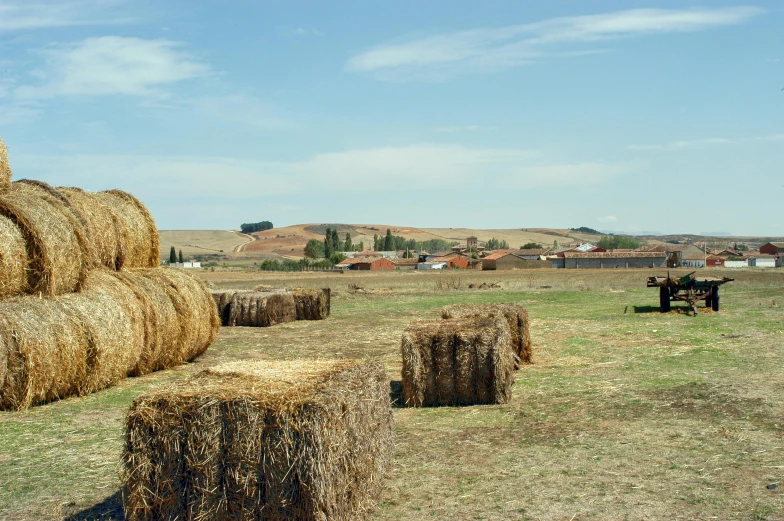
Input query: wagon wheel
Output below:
<box><xmin>711</xmin><ymin>286</ymin><xmax>720</xmax><ymax>312</ymax></box>
<box><xmin>659</xmin><ymin>286</ymin><xmax>671</xmax><ymax>312</ymax></box>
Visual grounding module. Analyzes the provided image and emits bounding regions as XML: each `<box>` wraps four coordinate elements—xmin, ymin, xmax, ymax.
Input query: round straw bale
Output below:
<box><xmin>93</xmin><ymin>190</ymin><xmax>159</xmax><ymax>268</ymax></box>
<box><xmin>62</xmin><ymin>270</ymin><xmax>144</xmax><ymax>394</ymax></box>
<box><xmin>0</xmin><ymin>215</ymin><xmax>27</xmax><ymax>299</ymax></box>
<box><xmin>0</xmin><ymin>181</ymin><xmax>90</xmax><ymax>296</ymax></box>
<box><xmin>0</xmin><ymin>297</ymin><xmax>89</xmax><ymax>410</ymax></box>
<box><xmin>114</xmin><ymin>270</ymin><xmax>181</xmax><ymax>375</ymax></box>
<box><xmin>59</xmin><ymin>187</ymin><xmax>123</xmax><ymax>269</ymax></box>
<box><xmin>0</xmin><ymin>138</ymin><xmax>11</xmax><ymax>191</ymax></box>
<box><xmin>136</xmin><ymin>268</ymin><xmax>219</xmax><ymax>365</ymax></box>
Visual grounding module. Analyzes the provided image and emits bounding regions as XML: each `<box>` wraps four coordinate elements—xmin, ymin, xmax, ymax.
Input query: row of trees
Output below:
<box><xmin>240</xmin><ymin>221</ymin><xmax>273</xmax><ymax>234</ymax></box>
<box><xmin>168</xmin><ymin>246</ymin><xmax>184</xmax><ymax>263</ymax></box>
<box><xmin>485</xmin><ymin>237</ymin><xmax>509</xmax><ymax>250</ymax></box>
<box><xmin>596</xmin><ymin>235</ymin><xmax>641</xmax><ymax>250</ymax></box>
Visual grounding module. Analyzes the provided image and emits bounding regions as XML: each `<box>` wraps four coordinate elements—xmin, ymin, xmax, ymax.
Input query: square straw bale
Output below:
<box><xmin>215</xmin><ymin>289</ymin><xmax>297</xmax><ymax>327</ymax></box>
<box><xmin>401</xmin><ymin>316</ymin><xmax>516</xmax><ymax>407</ymax></box>
<box><xmin>441</xmin><ymin>302</ymin><xmax>532</xmax><ymax>367</ymax></box>
<box><xmin>292</xmin><ymin>288</ymin><xmax>331</xmax><ymax>320</ymax></box>
<box><xmin>123</xmin><ymin>358</ymin><xmax>393</xmax><ymax>521</ymax></box>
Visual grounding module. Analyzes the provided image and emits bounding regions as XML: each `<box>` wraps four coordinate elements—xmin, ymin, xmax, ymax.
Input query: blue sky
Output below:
<box><xmin>1</xmin><ymin>1</ymin><xmax>782</xmax><ymax>235</ymax></box>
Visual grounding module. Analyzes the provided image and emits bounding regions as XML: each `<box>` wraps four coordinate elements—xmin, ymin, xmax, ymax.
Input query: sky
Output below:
<box><xmin>0</xmin><ymin>1</ymin><xmax>782</xmax><ymax>235</ymax></box>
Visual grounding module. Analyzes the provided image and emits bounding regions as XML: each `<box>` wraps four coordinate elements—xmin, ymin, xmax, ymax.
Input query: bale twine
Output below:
<box><xmin>0</xmin><ymin>215</ymin><xmax>28</xmax><ymax>299</ymax></box>
<box><xmin>59</xmin><ymin>187</ymin><xmax>123</xmax><ymax>269</ymax></box>
<box><xmin>292</xmin><ymin>288</ymin><xmax>331</xmax><ymax>320</ymax></box>
<box><xmin>0</xmin><ymin>181</ymin><xmax>90</xmax><ymax>296</ymax></box>
<box><xmin>122</xmin><ymin>358</ymin><xmax>393</xmax><ymax>521</ymax></box>
<box><xmin>0</xmin><ymin>138</ymin><xmax>10</xmax><ymax>191</ymax></box>
<box><xmin>401</xmin><ymin>316</ymin><xmax>516</xmax><ymax>407</ymax></box>
<box><xmin>442</xmin><ymin>302</ymin><xmax>532</xmax><ymax>366</ymax></box>
<box><xmin>92</xmin><ymin>190</ymin><xmax>159</xmax><ymax>268</ymax></box>
<box><xmin>136</xmin><ymin>268</ymin><xmax>220</xmax><ymax>365</ymax></box>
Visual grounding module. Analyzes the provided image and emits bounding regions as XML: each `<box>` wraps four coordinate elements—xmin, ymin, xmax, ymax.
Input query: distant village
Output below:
<box><xmin>335</xmin><ymin>237</ymin><xmax>784</xmax><ymax>271</ymax></box>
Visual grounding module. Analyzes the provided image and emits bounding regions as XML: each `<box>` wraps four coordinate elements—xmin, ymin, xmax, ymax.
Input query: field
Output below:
<box><xmin>1</xmin><ymin>268</ymin><xmax>783</xmax><ymax>520</ymax></box>
<box><xmin>158</xmin><ymin>225</ymin><xmax>604</xmax><ymax>262</ymax></box>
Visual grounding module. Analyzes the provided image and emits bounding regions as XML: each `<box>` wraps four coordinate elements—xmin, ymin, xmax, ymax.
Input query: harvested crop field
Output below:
<box><xmin>1</xmin><ymin>268</ymin><xmax>783</xmax><ymax>520</ymax></box>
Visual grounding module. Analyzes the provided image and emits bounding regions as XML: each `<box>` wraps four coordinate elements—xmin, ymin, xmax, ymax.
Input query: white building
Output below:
<box><xmin>724</xmin><ymin>260</ymin><xmax>749</xmax><ymax>268</ymax></box>
<box><xmin>749</xmin><ymin>256</ymin><xmax>776</xmax><ymax>268</ymax></box>
<box><xmin>171</xmin><ymin>262</ymin><xmax>202</xmax><ymax>269</ymax></box>
<box><xmin>416</xmin><ymin>261</ymin><xmax>447</xmax><ymax>270</ymax></box>
<box><xmin>682</xmin><ymin>255</ymin><xmax>705</xmax><ymax>268</ymax></box>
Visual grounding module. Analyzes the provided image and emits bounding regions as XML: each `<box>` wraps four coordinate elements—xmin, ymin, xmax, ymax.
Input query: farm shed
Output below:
<box><xmin>348</xmin><ymin>257</ymin><xmax>395</xmax><ymax>271</ymax></box>
<box><xmin>431</xmin><ymin>256</ymin><xmax>469</xmax><ymax>269</ymax></box>
<box><xmin>759</xmin><ymin>242</ymin><xmax>784</xmax><ymax>256</ymax></box>
<box><xmin>706</xmin><ymin>255</ymin><xmax>724</xmax><ymax>268</ymax></box>
<box><xmin>515</xmin><ymin>248</ymin><xmax>550</xmax><ymax>260</ymax></box>
<box><xmin>724</xmin><ymin>259</ymin><xmax>749</xmax><ymax>268</ymax></box>
<box><xmin>389</xmin><ymin>258</ymin><xmax>418</xmax><ymax>270</ymax></box>
<box><xmin>563</xmin><ymin>251</ymin><xmax>667</xmax><ymax>269</ymax></box>
<box><xmin>749</xmin><ymin>255</ymin><xmax>777</xmax><ymax>268</ymax></box>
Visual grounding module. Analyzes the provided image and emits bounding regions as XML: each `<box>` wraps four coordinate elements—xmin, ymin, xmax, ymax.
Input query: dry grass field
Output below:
<box><xmin>1</xmin><ymin>268</ymin><xmax>783</xmax><ymax>520</ymax></box>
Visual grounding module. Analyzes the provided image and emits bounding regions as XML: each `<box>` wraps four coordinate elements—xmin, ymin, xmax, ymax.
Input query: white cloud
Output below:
<box><xmin>627</xmin><ymin>133</ymin><xmax>784</xmax><ymax>151</ymax></box>
<box><xmin>598</xmin><ymin>215</ymin><xmax>617</xmax><ymax>223</ymax></box>
<box><xmin>15</xmin><ymin>145</ymin><xmax>625</xmax><ymax>201</ymax></box>
<box><xmin>15</xmin><ymin>36</ymin><xmax>210</xmax><ymax>99</ymax></box>
<box><xmin>346</xmin><ymin>7</ymin><xmax>763</xmax><ymax>80</ymax></box>
<box><xmin>0</xmin><ymin>1</ymin><xmax>130</xmax><ymax>32</ymax></box>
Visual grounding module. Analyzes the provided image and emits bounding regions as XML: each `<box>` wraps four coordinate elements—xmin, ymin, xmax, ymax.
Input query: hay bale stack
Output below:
<box><xmin>136</xmin><ymin>268</ymin><xmax>220</xmax><ymax>365</ymax></box>
<box><xmin>0</xmin><ymin>181</ymin><xmax>90</xmax><ymax>297</ymax></box>
<box><xmin>0</xmin><ymin>298</ymin><xmax>89</xmax><ymax>410</ymax></box>
<box><xmin>58</xmin><ymin>187</ymin><xmax>123</xmax><ymax>269</ymax></box>
<box><xmin>91</xmin><ymin>190</ymin><xmax>159</xmax><ymax>269</ymax></box>
<box><xmin>211</xmin><ymin>289</ymin><xmax>297</xmax><ymax>327</ymax></box>
<box><xmin>63</xmin><ymin>270</ymin><xmax>145</xmax><ymax>394</ymax></box>
<box><xmin>0</xmin><ymin>215</ymin><xmax>28</xmax><ymax>299</ymax></box>
<box><xmin>114</xmin><ymin>271</ymin><xmax>181</xmax><ymax>375</ymax></box>
<box><xmin>401</xmin><ymin>316</ymin><xmax>516</xmax><ymax>407</ymax></box>
<box><xmin>442</xmin><ymin>303</ymin><xmax>532</xmax><ymax>366</ymax></box>
<box><xmin>0</xmin><ymin>269</ymin><xmax>145</xmax><ymax>410</ymax></box>
<box><xmin>123</xmin><ymin>358</ymin><xmax>393</xmax><ymax>521</ymax></box>
<box><xmin>292</xmin><ymin>288</ymin><xmax>331</xmax><ymax>320</ymax></box>
<box><xmin>0</xmin><ymin>138</ymin><xmax>10</xmax><ymax>191</ymax></box>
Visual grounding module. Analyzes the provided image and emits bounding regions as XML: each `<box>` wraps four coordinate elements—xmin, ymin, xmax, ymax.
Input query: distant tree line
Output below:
<box><xmin>520</xmin><ymin>242</ymin><xmax>543</xmax><ymax>249</ymax></box>
<box><xmin>597</xmin><ymin>235</ymin><xmax>640</xmax><ymax>250</ymax></box>
<box><xmin>372</xmin><ymin>229</ymin><xmax>458</xmax><ymax>253</ymax></box>
<box><xmin>260</xmin><ymin>258</ymin><xmax>337</xmax><ymax>271</ymax></box>
<box><xmin>240</xmin><ymin>221</ymin><xmax>273</xmax><ymax>233</ymax></box>
<box><xmin>484</xmin><ymin>238</ymin><xmax>509</xmax><ymax>250</ymax></box>
<box><xmin>570</xmin><ymin>226</ymin><xmax>602</xmax><ymax>235</ymax></box>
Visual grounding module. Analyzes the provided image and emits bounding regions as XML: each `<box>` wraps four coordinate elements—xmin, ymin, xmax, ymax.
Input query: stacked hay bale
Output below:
<box><xmin>0</xmin><ymin>143</ymin><xmax>219</xmax><ymax>410</ymax></box>
<box><xmin>401</xmin><ymin>316</ymin><xmax>517</xmax><ymax>407</ymax></box>
<box><xmin>293</xmin><ymin>288</ymin><xmax>331</xmax><ymax>320</ymax></box>
<box><xmin>442</xmin><ymin>303</ymin><xmax>532</xmax><ymax>366</ymax></box>
<box><xmin>123</xmin><ymin>358</ymin><xmax>393</xmax><ymax>520</ymax></box>
<box><xmin>0</xmin><ymin>269</ymin><xmax>220</xmax><ymax>410</ymax></box>
<box><xmin>211</xmin><ymin>287</ymin><xmax>330</xmax><ymax>326</ymax></box>
<box><xmin>210</xmin><ymin>289</ymin><xmax>297</xmax><ymax>327</ymax></box>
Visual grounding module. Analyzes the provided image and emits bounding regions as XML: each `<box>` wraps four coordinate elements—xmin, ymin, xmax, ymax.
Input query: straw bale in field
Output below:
<box><xmin>59</xmin><ymin>187</ymin><xmax>123</xmax><ymax>269</ymax></box>
<box><xmin>442</xmin><ymin>302</ymin><xmax>532</xmax><ymax>367</ymax></box>
<box><xmin>0</xmin><ymin>215</ymin><xmax>27</xmax><ymax>299</ymax></box>
<box><xmin>138</xmin><ymin>268</ymin><xmax>220</xmax><ymax>364</ymax></box>
<box><xmin>0</xmin><ymin>138</ymin><xmax>10</xmax><ymax>191</ymax></box>
<box><xmin>0</xmin><ymin>181</ymin><xmax>89</xmax><ymax>296</ymax></box>
<box><xmin>211</xmin><ymin>289</ymin><xmax>297</xmax><ymax>327</ymax></box>
<box><xmin>0</xmin><ymin>297</ymin><xmax>89</xmax><ymax>410</ymax></box>
<box><xmin>92</xmin><ymin>190</ymin><xmax>159</xmax><ymax>268</ymax></box>
<box><xmin>292</xmin><ymin>288</ymin><xmax>331</xmax><ymax>320</ymax></box>
<box><xmin>115</xmin><ymin>271</ymin><xmax>181</xmax><ymax>375</ymax></box>
<box><xmin>401</xmin><ymin>316</ymin><xmax>516</xmax><ymax>407</ymax></box>
<box><xmin>123</xmin><ymin>358</ymin><xmax>393</xmax><ymax>521</ymax></box>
